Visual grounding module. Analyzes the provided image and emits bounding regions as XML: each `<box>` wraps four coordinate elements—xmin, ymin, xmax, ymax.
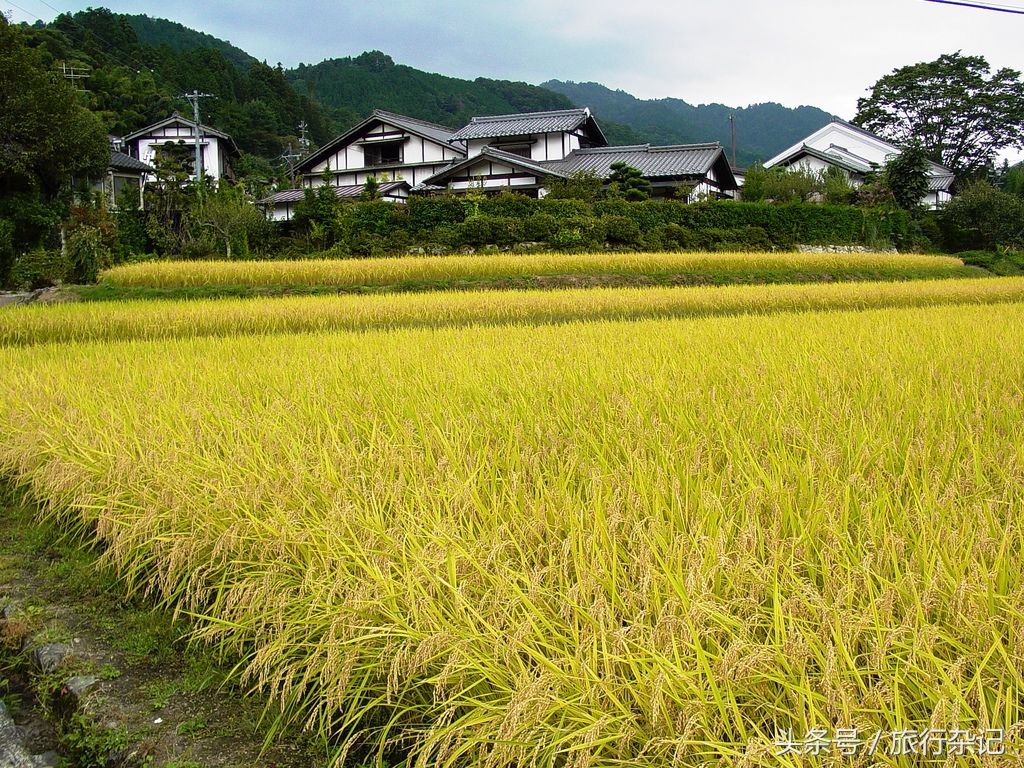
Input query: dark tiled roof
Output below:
<box><xmin>422</xmin><ymin>146</ymin><xmax>570</xmax><ymax>187</ymax></box>
<box><xmin>261</xmin><ymin>181</ymin><xmax>408</xmax><ymax>205</ymax></box>
<box><xmin>109</xmin><ymin>150</ymin><xmax>154</xmax><ymax>174</ymax></box>
<box><xmin>371</xmin><ymin>110</ymin><xmax>459</xmax><ymax>146</ymax></box>
<box><xmin>545</xmin><ymin>143</ymin><xmax>730</xmax><ymax>181</ymax></box>
<box><xmin>451</xmin><ymin>108</ymin><xmax>600</xmax><ymax>141</ymax></box>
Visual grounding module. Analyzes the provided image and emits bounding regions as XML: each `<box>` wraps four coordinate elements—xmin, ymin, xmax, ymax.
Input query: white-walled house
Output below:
<box><xmin>261</xmin><ymin>107</ymin><xmax>739</xmax><ymax>218</ymax></box>
<box><xmin>261</xmin><ymin>110</ymin><xmax>466</xmax><ymax>221</ymax></box>
<box><xmin>424</xmin><ymin>108</ymin><xmax>738</xmax><ymax>199</ymax></box>
<box><xmin>764</xmin><ymin>120</ymin><xmax>954</xmax><ymax>208</ymax></box>
<box><xmin>123</xmin><ymin>113</ymin><xmax>236</xmax><ymax>184</ymax></box>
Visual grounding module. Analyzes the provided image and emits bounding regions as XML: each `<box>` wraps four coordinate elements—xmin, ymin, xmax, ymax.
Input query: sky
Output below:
<box><xmin>6</xmin><ymin>0</ymin><xmax>1024</xmax><ymax>155</ymax></box>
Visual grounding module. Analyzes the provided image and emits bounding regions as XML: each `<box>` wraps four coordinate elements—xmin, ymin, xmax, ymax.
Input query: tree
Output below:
<box><xmin>193</xmin><ymin>183</ymin><xmax>267</xmax><ymax>259</ymax></box>
<box><xmin>359</xmin><ymin>175</ymin><xmax>380</xmax><ymax>201</ymax></box>
<box><xmin>740</xmin><ymin>163</ymin><xmax>821</xmax><ymax>203</ymax></box>
<box><xmin>0</xmin><ymin>15</ymin><xmax>109</xmax><ymax>201</ymax></box>
<box><xmin>882</xmin><ymin>142</ymin><xmax>930</xmax><ymax>211</ymax></box>
<box><xmin>607</xmin><ymin>162</ymin><xmax>651</xmax><ymax>201</ymax></box>
<box><xmin>855</xmin><ymin>52</ymin><xmax>1024</xmax><ymax>184</ymax></box>
<box><xmin>1005</xmin><ymin>163</ymin><xmax>1024</xmax><ymax>198</ymax></box>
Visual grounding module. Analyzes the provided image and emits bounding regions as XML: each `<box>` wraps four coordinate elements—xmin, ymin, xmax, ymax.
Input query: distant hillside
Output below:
<box><xmin>25</xmin><ymin>8</ymin><xmax>336</xmax><ymax>165</ymax></box>
<box><xmin>124</xmin><ymin>14</ymin><xmax>257</xmax><ymax>69</ymax></box>
<box><xmin>542</xmin><ymin>80</ymin><xmax>836</xmax><ymax>167</ymax></box>
<box><xmin>287</xmin><ymin>52</ymin><xmax>571</xmax><ymax>130</ymax></box>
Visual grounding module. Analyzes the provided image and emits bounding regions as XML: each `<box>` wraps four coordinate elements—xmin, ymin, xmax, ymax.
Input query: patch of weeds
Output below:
<box><xmin>142</xmin><ymin>679</ymin><xmax>179</xmax><ymax>711</ymax></box>
<box><xmin>175</xmin><ymin>716</ymin><xmax>207</xmax><ymax>737</ymax></box>
<box><xmin>164</xmin><ymin>761</ymin><xmax>204</xmax><ymax>768</ymax></box>
<box><xmin>96</xmin><ymin>662</ymin><xmax>122</xmax><ymax>680</ymax></box>
<box><xmin>62</xmin><ymin>711</ymin><xmax>129</xmax><ymax>768</ymax></box>
<box><xmin>105</xmin><ymin>608</ymin><xmax>180</xmax><ymax>665</ymax></box>
<box><xmin>1</xmin><ymin>603</ymin><xmax>46</xmax><ymax>650</ymax></box>
<box><xmin>29</xmin><ymin>624</ymin><xmax>74</xmax><ymax>646</ymax></box>
<box><xmin>181</xmin><ymin>651</ymin><xmax>226</xmax><ymax>693</ymax></box>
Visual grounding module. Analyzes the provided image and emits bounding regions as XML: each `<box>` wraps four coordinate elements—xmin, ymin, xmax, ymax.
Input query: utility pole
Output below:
<box><xmin>280</xmin><ymin>142</ymin><xmax>302</xmax><ymax>185</ymax></box>
<box><xmin>729</xmin><ymin>114</ymin><xmax>737</xmax><ymax>170</ymax></box>
<box><xmin>181</xmin><ymin>91</ymin><xmax>215</xmax><ymax>192</ymax></box>
<box><xmin>298</xmin><ymin>121</ymin><xmax>311</xmax><ymax>155</ymax></box>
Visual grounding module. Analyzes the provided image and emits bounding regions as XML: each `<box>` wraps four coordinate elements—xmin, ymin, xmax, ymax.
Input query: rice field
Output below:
<box><xmin>100</xmin><ymin>250</ymin><xmax>979</xmax><ymax>290</ymax></box>
<box><xmin>5</xmin><ymin>276</ymin><xmax>1024</xmax><ymax>348</ymax></box>
<box><xmin>1</xmin><ymin>300</ymin><xmax>1022</xmax><ymax>766</ymax></box>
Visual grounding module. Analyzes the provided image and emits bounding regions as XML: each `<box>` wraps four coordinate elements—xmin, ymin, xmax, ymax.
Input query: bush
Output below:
<box><xmin>459</xmin><ymin>215</ymin><xmax>494</xmax><ymax>246</ymax></box>
<box><xmin>10</xmin><ymin>247</ymin><xmax>69</xmax><ymax>290</ymax></box>
<box><xmin>957</xmin><ymin>249</ymin><xmax>1024</xmax><ymax>275</ymax></box>
<box><xmin>551</xmin><ymin>217</ymin><xmax>605</xmax><ymax>250</ymax></box>
<box><xmin>0</xmin><ymin>218</ymin><xmax>14</xmax><ymax>289</ymax></box>
<box><xmin>603</xmin><ymin>215</ymin><xmax>642</xmax><ymax>246</ymax></box>
<box><xmin>66</xmin><ymin>225</ymin><xmax>112</xmax><ymax>283</ymax></box>
<box><xmin>406</xmin><ymin>195</ymin><xmax>467</xmax><ymax>232</ymax></box>
<box><xmin>658</xmin><ymin>223</ymin><xmax>697</xmax><ymax>250</ymax></box>
<box><xmin>523</xmin><ymin>213</ymin><xmax>558</xmax><ymax>242</ymax></box>
<box><xmin>939</xmin><ymin>182</ymin><xmax>1024</xmax><ymax>251</ymax></box>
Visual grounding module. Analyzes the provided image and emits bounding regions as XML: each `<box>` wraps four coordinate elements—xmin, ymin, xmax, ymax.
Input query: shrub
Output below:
<box><xmin>939</xmin><ymin>182</ymin><xmax>1024</xmax><ymax>251</ymax></box>
<box><xmin>957</xmin><ymin>249</ymin><xmax>1024</xmax><ymax>276</ymax></box>
<box><xmin>406</xmin><ymin>195</ymin><xmax>467</xmax><ymax>232</ymax></box>
<box><xmin>10</xmin><ymin>247</ymin><xmax>69</xmax><ymax>290</ymax></box>
<box><xmin>0</xmin><ymin>218</ymin><xmax>13</xmax><ymax>289</ymax></box>
<box><xmin>603</xmin><ymin>215</ymin><xmax>642</xmax><ymax>246</ymax></box>
<box><xmin>523</xmin><ymin>213</ymin><xmax>558</xmax><ymax>242</ymax></box>
<box><xmin>459</xmin><ymin>216</ymin><xmax>494</xmax><ymax>246</ymax></box>
<box><xmin>66</xmin><ymin>225</ymin><xmax>112</xmax><ymax>284</ymax></box>
<box><xmin>658</xmin><ymin>223</ymin><xmax>697</xmax><ymax>250</ymax></box>
<box><xmin>551</xmin><ymin>217</ymin><xmax>605</xmax><ymax>250</ymax></box>
<box><xmin>480</xmin><ymin>191</ymin><xmax>535</xmax><ymax>220</ymax></box>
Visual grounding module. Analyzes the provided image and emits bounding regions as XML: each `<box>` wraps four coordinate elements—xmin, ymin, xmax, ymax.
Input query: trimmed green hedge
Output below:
<box><xmin>313</xmin><ymin>197</ymin><xmax>914</xmax><ymax>255</ymax></box>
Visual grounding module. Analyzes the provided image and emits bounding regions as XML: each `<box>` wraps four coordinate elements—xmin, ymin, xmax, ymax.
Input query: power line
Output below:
<box><xmin>924</xmin><ymin>0</ymin><xmax>1024</xmax><ymax>14</ymax></box>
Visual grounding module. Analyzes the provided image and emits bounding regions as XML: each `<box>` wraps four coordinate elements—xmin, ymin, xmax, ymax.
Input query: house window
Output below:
<box><xmin>364</xmin><ymin>141</ymin><xmax>403</xmax><ymax>167</ymax></box>
<box><xmin>494</xmin><ymin>143</ymin><xmax>532</xmax><ymax>159</ymax></box>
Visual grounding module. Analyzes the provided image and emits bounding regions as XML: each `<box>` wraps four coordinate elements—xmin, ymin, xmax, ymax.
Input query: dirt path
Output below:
<box><xmin>0</xmin><ymin>496</ymin><xmax>329</xmax><ymax>768</ymax></box>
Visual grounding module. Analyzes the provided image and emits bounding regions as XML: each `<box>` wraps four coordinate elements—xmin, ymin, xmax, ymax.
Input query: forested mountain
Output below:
<box><xmin>18</xmin><ymin>8</ymin><xmax>336</xmax><ymax>170</ymax></box>
<box><xmin>285</xmin><ymin>52</ymin><xmax>646</xmax><ymax>146</ymax></box>
<box><xmin>543</xmin><ymin>80</ymin><xmax>836</xmax><ymax>167</ymax></box>
<box><xmin>123</xmin><ymin>14</ymin><xmax>257</xmax><ymax>70</ymax></box>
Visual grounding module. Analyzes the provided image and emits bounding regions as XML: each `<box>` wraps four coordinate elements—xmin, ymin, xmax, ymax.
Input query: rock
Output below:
<box><xmin>457</xmin><ymin>245</ymin><xmax>476</xmax><ymax>255</ymax></box>
<box><xmin>31</xmin><ymin>644</ymin><xmax>72</xmax><ymax>674</ymax></box>
<box><xmin>406</xmin><ymin>246</ymin><xmax>426</xmax><ymax>255</ymax></box>
<box><xmin>30</xmin><ymin>753</ymin><xmax>59</xmax><ymax>768</ymax></box>
<box><xmin>0</xmin><ymin>701</ymin><xmax>36</xmax><ymax>768</ymax></box>
<box><xmin>512</xmin><ymin>241</ymin><xmax>546</xmax><ymax>253</ymax></box>
<box><xmin>0</xmin><ymin>603</ymin><xmax>18</xmax><ymax>622</ymax></box>
<box><xmin>61</xmin><ymin>676</ymin><xmax>99</xmax><ymax>707</ymax></box>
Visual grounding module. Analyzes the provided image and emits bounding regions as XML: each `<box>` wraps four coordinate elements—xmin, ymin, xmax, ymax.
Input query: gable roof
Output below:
<box><xmin>296</xmin><ymin>110</ymin><xmax>465</xmax><ymax>174</ymax></box>
<box><xmin>109</xmin><ymin>149</ymin><xmax>154</xmax><ymax>174</ymax></box>
<box><xmin>545</xmin><ymin>143</ymin><xmax>738</xmax><ymax>189</ymax></box>
<box><xmin>124</xmin><ymin>113</ymin><xmax>232</xmax><ymax>142</ymax></box>
<box><xmin>776</xmin><ymin>144</ymin><xmax>878</xmax><ymax>175</ymax></box>
<box><xmin>450</xmin><ymin>108</ymin><xmax>608</xmax><ymax>145</ymax></box>
<box><xmin>422</xmin><ymin>145</ymin><xmax>570</xmax><ymax>187</ymax></box>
